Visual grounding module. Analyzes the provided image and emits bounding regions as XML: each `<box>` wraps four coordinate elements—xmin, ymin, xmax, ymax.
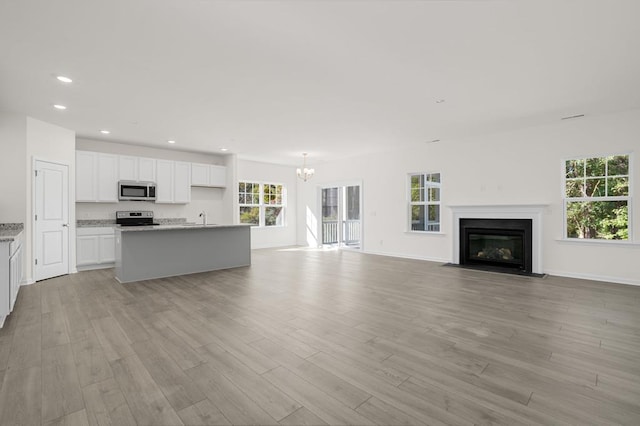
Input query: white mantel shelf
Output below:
<box><xmin>449</xmin><ymin>204</ymin><xmax>549</xmax><ymax>274</ymax></box>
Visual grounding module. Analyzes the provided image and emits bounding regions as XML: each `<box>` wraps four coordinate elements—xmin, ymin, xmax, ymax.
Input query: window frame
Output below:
<box><xmin>408</xmin><ymin>172</ymin><xmax>442</xmax><ymax>233</ymax></box>
<box><xmin>238</xmin><ymin>181</ymin><xmax>286</xmax><ymax>228</ymax></box>
<box><xmin>562</xmin><ymin>153</ymin><xmax>633</xmax><ymax>241</ymax></box>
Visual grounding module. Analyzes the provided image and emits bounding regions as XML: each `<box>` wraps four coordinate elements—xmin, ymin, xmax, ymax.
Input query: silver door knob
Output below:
<box><xmin>62</xmin><ymin>223</ymin><xmax>69</xmax><ymax>227</ymax></box>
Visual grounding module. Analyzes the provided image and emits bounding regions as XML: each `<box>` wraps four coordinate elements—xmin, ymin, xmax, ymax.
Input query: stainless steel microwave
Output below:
<box><xmin>118</xmin><ymin>181</ymin><xmax>157</xmax><ymax>201</ymax></box>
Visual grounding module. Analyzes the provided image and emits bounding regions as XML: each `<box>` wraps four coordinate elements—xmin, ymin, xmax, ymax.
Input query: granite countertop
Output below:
<box><xmin>77</xmin><ymin>218</ymin><xmax>188</xmax><ymax>228</ymax></box>
<box><xmin>0</xmin><ymin>223</ymin><xmax>24</xmax><ymax>242</ymax></box>
<box><xmin>117</xmin><ymin>223</ymin><xmax>250</xmax><ymax>232</ymax></box>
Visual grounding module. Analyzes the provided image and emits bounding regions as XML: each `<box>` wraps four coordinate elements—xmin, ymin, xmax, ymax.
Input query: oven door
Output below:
<box><xmin>119</xmin><ymin>182</ymin><xmax>149</xmax><ymax>200</ymax></box>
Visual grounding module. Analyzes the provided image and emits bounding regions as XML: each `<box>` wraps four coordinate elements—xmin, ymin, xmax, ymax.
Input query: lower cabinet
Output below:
<box><xmin>77</xmin><ymin>227</ymin><xmax>115</xmax><ymax>270</ymax></box>
<box><xmin>1</xmin><ymin>231</ymin><xmax>23</xmax><ymax>328</ymax></box>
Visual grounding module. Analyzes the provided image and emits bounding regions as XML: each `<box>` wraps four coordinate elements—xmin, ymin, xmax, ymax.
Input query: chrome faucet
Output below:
<box><xmin>199</xmin><ymin>211</ymin><xmax>207</xmax><ymax>225</ymax></box>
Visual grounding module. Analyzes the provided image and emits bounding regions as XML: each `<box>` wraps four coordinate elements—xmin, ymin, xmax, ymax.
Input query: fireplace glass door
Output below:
<box><xmin>468</xmin><ymin>231</ymin><xmax>524</xmax><ymax>267</ymax></box>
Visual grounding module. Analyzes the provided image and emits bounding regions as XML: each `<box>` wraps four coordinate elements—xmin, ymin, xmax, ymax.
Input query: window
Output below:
<box><xmin>239</xmin><ymin>182</ymin><xmax>285</xmax><ymax>227</ymax></box>
<box><xmin>564</xmin><ymin>154</ymin><xmax>630</xmax><ymax>240</ymax></box>
<box><xmin>409</xmin><ymin>172</ymin><xmax>441</xmax><ymax>232</ymax></box>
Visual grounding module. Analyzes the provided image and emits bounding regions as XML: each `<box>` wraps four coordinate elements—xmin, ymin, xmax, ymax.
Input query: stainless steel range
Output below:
<box><xmin>116</xmin><ymin>211</ymin><xmax>160</xmax><ymax>227</ymax></box>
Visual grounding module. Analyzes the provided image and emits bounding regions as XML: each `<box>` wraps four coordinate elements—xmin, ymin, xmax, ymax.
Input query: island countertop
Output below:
<box><xmin>116</xmin><ymin>223</ymin><xmax>251</xmax><ymax>232</ymax></box>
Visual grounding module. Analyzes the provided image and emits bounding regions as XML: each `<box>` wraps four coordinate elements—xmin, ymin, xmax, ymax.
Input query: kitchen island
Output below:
<box><xmin>114</xmin><ymin>224</ymin><xmax>251</xmax><ymax>283</ymax></box>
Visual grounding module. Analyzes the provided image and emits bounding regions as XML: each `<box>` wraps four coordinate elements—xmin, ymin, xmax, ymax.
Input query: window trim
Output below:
<box><xmin>238</xmin><ymin>181</ymin><xmax>286</xmax><ymax>228</ymax></box>
<box><xmin>407</xmin><ymin>172</ymin><xmax>441</xmax><ymax>233</ymax></box>
<box><xmin>561</xmin><ymin>152</ymin><xmax>633</xmax><ymax>241</ymax></box>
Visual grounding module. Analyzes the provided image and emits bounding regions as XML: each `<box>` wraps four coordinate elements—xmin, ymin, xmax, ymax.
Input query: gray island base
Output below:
<box><xmin>115</xmin><ymin>224</ymin><xmax>251</xmax><ymax>283</ymax></box>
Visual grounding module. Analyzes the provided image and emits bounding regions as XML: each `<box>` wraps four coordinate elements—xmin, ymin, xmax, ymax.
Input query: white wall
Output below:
<box><xmin>237</xmin><ymin>159</ymin><xmax>297</xmax><ymax>249</ymax></box>
<box><xmin>75</xmin><ymin>138</ymin><xmax>232</xmax><ymax>224</ymax></box>
<box><xmin>0</xmin><ymin>111</ymin><xmax>26</xmax><ymax>223</ymax></box>
<box><xmin>298</xmin><ymin>109</ymin><xmax>640</xmax><ymax>286</ymax></box>
<box><xmin>26</xmin><ymin>117</ymin><xmax>76</xmax><ymax>281</ymax></box>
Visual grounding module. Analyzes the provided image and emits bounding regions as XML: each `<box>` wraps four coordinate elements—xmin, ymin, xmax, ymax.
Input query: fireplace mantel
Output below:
<box><xmin>449</xmin><ymin>205</ymin><xmax>548</xmax><ymax>274</ymax></box>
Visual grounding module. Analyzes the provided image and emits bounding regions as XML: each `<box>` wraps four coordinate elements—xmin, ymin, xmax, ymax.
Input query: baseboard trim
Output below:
<box><xmin>21</xmin><ymin>279</ymin><xmax>36</xmax><ymax>286</ymax></box>
<box><xmin>544</xmin><ymin>269</ymin><xmax>640</xmax><ymax>287</ymax></box>
<box><xmin>76</xmin><ymin>263</ymin><xmax>115</xmax><ymax>272</ymax></box>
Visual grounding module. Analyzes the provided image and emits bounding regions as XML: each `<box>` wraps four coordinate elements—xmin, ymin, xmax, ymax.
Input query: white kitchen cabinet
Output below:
<box><xmin>174</xmin><ymin>161</ymin><xmax>191</xmax><ymax>203</ymax></box>
<box><xmin>76</xmin><ymin>151</ymin><xmax>96</xmax><ymax>201</ymax></box>
<box><xmin>118</xmin><ymin>155</ymin><xmax>137</xmax><ymax>181</ymax></box>
<box><xmin>156</xmin><ymin>160</ymin><xmax>191</xmax><ymax>204</ymax></box>
<box><xmin>76</xmin><ymin>151</ymin><xmax>118</xmax><ymax>202</ymax></box>
<box><xmin>77</xmin><ymin>227</ymin><xmax>115</xmax><ymax>270</ymax></box>
<box><xmin>191</xmin><ymin>163</ymin><xmax>210</xmax><ymax>186</ymax></box>
<box><xmin>1</xmin><ymin>231</ymin><xmax>23</xmax><ymax>328</ymax></box>
<box><xmin>155</xmin><ymin>159</ymin><xmax>173</xmax><ymax>203</ymax></box>
<box><xmin>191</xmin><ymin>163</ymin><xmax>227</xmax><ymax>188</ymax></box>
<box><xmin>119</xmin><ymin>155</ymin><xmax>156</xmax><ymax>182</ymax></box>
<box><xmin>9</xmin><ymin>243</ymin><xmax>22</xmax><ymax>312</ymax></box>
<box><xmin>138</xmin><ymin>157</ymin><xmax>156</xmax><ymax>182</ymax></box>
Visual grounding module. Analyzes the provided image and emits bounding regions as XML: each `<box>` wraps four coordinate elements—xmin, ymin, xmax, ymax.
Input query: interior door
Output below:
<box><xmin>35</xmin><ymin>160</ymin><xmax>69</xmax><ymax>281</ymax></box>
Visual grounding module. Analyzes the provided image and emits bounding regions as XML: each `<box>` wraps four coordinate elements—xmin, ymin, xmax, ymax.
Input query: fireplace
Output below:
<box><xmin>460</xmin><ymin>218</ymin><xmax>532</xmax><ymax>274</ymax></box>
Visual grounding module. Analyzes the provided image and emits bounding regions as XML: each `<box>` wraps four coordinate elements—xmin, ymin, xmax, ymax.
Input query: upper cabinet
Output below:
<box><xmin>76</xmin><ymin>150</ymin><xmax>225</xmax><ymax>204</ymax></box>
<box><xmin>119</xmin><ymin>155</ymin><xmax>156</xmax><ymax>182</ymax></box>
<box><xmin>156</xmin><ymin>160</ymin><xmax>191</xmax><ymax>204</ymax></box>
<box><xmin>191</xmin><ymin>163</ymin><xmax>227</xmax><ymax>187</ymax></box>
<box><xmin>76</xmin><ymin>151</ymin><xmax>118</xmax><ymax>202</ymax></box>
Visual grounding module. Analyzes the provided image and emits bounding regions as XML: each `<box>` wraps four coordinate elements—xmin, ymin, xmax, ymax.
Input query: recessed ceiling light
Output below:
<box><xmin>100</xmin><ymin>130</ymin><xmax>110</xmax><ymax>134</ymax></box>
<box><xmin>53</xmin><ymin>104</ymin><xmax>67</xmax><ymax>110</ymax></box>
<box><xmin>220</xmin><ymin>148</ymin><xmax>229</xmax><ymax>152</ymax></box>
<box><xmin>168</xmin><ymin>140</ymin><xmax>176</xmax><ymax>144</ymax></box>
<box><xmin>56</xmin><ymin>76</ymin><xmax>72</xmax><ymax>83</ymax></box>
<box><xmin>435</xmin><ymin>99</ymin><xmax>445</xmax><ymax>104</ymax></box>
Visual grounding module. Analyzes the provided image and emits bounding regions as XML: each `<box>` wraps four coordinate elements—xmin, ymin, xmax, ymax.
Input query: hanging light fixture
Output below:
<box><xmin>296</xmin><ymin>153</ymin><xmax>315</xmax><ymax>182</ymax></box>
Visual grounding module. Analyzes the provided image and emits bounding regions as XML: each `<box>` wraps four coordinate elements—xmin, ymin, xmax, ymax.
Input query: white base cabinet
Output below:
<box><xmin>1</xmin><ymin>231</ymin><xmax>23</xmax><ymax>328</ymax></box>
<box><xmin>77</xmin><ymin>227</ymin><xmax>115</xmax><ymax>270</ymax></box>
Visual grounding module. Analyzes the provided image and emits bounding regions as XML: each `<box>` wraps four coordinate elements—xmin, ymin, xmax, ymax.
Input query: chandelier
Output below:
<box><xmin>296</xmin><ymin>153</ymin><xmax>315</xmax><ymax>182</ymax></box>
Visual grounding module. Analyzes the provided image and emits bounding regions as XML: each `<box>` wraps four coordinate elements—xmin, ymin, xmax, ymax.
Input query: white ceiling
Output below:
<box><xmin>1</xmin><ymin>0</ymin><xmax>639</xmax><ymax>166</ymax></box>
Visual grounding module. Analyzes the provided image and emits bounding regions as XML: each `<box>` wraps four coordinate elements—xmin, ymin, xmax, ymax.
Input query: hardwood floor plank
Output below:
<box><xmin>91</xmin><ymin>317</ymin><xmax>135</xmax><ymax>362</ymax></box>
<box><xmin>82</xmin><ymin>378</ymin><xmax>137</xmax><ymax>426</ymax></box>
<box><xmin>62</xmin><ymin>299</ymin><xmax>93</xmax><ymax>343</ymax></box>
<box><xmin>44</xmin><ymin>409</ymin><xmax>89</xmax><ymax>426</ymax></box>
<box><xmin>70</xmin><ymin>331</ymin><xmax>113</xmax><ymax>388</ymax></box>
<box><xmin>307</xmin><ymin>351</ymin><xmax>473</xmax><ymax>426</ymax></box>
<box><xmin>131</xmin><ymin>339</ymin><xmax>206</xmax><ymax>411</ymax></box>
<box><xmin>278</xmin><ymin>407</ymin><xmax>329</xmax><ymax>426</ymax></box>
<box><xmin>250</xmin><ymin>337</ymin><xmax>371</xmax><ymax>410</ymax></box>
<box><xmin>262</xmin><ymin>366</ymin><xmax>376</xmax><ymax>425</ymax></box>
<box><xmin>8</xmin><ymin>321</ymin><xmax>42</xmax><ymax>370</ymax></box>
<box><xmin>177</xmin><ymin>398</ymin><xmax>231</xmax><ymax>426</ymax></box>
<box><xmin>142</xmin><ymin>320</ymin><xmax>206</xmax><ymax>370</ymax></box>
<box><xmin>41</xmin><ymin>344</ymin><xmax>85</xmax><ymax>423</ymax></box>
<box><xmin>0</xmin><ymin>365</ymin><xmax>41</xmax><ymax>425</ymax></box>
<box><xmin>184</xmin><ymin>362</ymin><xmax>278</xmax><ymax>425</ymax></box>
<box><xmin>110</xmin><ymin>355</ymin><xmax>183</xmax><ymax>426</ymax></box>
<box><xmin>355</xmin><ymin>397</ymin><xmax>427</xmax><ymax>426</ymax></box>
<box><xmin>42</xmin><ymin>310</ymin><xmax>71</xmax><ymax>349</ymax></box>
<box><xmin>196</xmin><ymin>343</ymin><xmax>301</xmax><ymax>421</ymax></box>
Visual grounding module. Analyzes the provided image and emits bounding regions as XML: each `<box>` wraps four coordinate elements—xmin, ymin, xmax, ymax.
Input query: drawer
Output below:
<box><xmin>77</xmin><ymin>227</ymin><xmax>115</xmax><ymax>236</ymax></box>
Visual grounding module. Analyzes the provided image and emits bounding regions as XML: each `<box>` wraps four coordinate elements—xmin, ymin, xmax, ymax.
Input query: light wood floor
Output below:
<box><xmin>1</xmin><ymin>248</ymin><xmax>640</xmax><ymax>425</ymax></box>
